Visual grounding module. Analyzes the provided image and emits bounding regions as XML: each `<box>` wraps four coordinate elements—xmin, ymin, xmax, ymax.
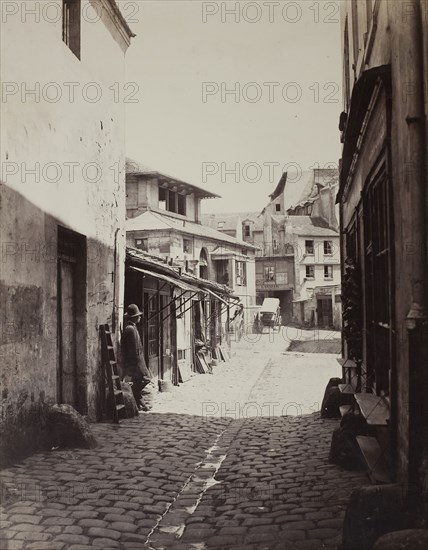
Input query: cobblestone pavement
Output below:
<box><xmin>0</xmin><ymin>330</ymin><xmax>367</xmax><ymax>550</ymax></box>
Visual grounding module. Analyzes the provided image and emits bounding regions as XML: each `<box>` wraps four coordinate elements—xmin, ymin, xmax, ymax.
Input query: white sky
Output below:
<box><xmin>123</xmin><ymin>0</ymin><xmax>343</xmax><ymax>213</ymax></box>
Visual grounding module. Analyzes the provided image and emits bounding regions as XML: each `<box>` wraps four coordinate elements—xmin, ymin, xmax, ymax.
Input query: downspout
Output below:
<box><xmin>112</xmin><ymin>227</ymin><xmax>121</xmax><ymax>333</ymax></box>
<box><xmin>405</xmin><ymin>1</ymin><xmax>427</xmax><ymax>326</ymax></box>
<box><xmin>403</xmin><ymin>0</ymin><xmax>428</xmax><ymax>515</ymax></box>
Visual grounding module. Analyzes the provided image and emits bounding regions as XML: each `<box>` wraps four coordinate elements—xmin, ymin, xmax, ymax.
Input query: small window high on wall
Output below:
<box><xmin>62</xmin><ymin>0</ymin><xmax>81</xmax><ymax>59</ymax></box>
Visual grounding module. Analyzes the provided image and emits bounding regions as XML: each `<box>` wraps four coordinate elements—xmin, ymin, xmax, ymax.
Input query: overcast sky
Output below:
<box><xmin>123</xmin><ymin>0</ymin><xmax>342</xmax><ymax>213</ymax></box>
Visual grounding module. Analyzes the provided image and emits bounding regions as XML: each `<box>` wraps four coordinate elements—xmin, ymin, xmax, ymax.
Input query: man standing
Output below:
<box><xmin>121</xmin><ymin>304</ymin><xmax>153</xmax><ymax>410</ymax></box>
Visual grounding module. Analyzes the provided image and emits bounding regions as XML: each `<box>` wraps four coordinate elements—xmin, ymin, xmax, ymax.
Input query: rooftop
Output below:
<box><xmin>126</xmin><ymin>158</ymin><xmax>220</xmax><ymax>199</ymax></box>
<box><xmin>201</xmin><ymin>211</ymin><xmax>264</xmax><ymax>232</ymax></box>
<box><xmin>266</xmin><ymin>169</ymin><xmax>339</xmax><ymax>212</ymax></box>
<box><xmin>126</xmin><ymin>210</ymin><xmax>259</xmax><ymax>250</ymax></box>
<box><xmin>286</xmin><ymin>216</ymin><xmax>339</xmax><ymax>237</ymax></box>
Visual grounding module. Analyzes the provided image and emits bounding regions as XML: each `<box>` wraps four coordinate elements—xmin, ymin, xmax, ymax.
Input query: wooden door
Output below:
<box><xmin>58</xmin><ymin>257</ymin><xmax>78</xmax><ymax>408</ymax></box>
<box><xmin>144</xmin><ymin>291</ymin><xmax>160</xmax><ymax>378</ymax></box>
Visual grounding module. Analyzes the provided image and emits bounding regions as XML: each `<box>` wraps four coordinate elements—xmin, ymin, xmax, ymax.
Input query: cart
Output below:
<box><xmin>260</xmin><ymin>298</ymin><xmax>281</xmax><ymax>332</ymax></box>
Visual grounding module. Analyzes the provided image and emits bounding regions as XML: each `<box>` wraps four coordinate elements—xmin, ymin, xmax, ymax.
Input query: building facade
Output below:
<box><xmin>204</xmin><ymin>169</ymin><xmax>341</xmax><ymax>327</ymax></box>
<box><xmin>286</xmin><ymin>217</ymin><xmax>341</xmax><ymax>329</ymax></box>
<box><xmin>337</xmin><ymin>0</ymin><xmax>428</xmax><ymax>531</ymax></box>
<box><xmin>125</xmin><ymin>159</ymin><xmax>257</xmax><ymax>326</ymax></box>
<box><xmin>0</xmin><ymin>0</ymin><xmax>133</xmax><ymax>465</ymax></box>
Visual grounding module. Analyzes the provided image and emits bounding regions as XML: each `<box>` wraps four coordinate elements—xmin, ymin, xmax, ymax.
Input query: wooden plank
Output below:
<box><xmin>355</xmin><ymin>393</ymin><xmax>389</xmax><ymax>426</ymax></box>
<box><xmin>338</xmin><ymin>383</ymin><xmax>355</xmax><ymax>395</ymax></box>
<box><xmin>356</xmin><ymin>435</ymin><xmax>392</xmax><ymax>484</ymax></box>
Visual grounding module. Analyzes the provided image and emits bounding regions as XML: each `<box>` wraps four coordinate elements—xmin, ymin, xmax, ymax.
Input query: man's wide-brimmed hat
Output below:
<box><xmin>125</xmin><ymin>304</ymin><xmax>143</xmax><ymax>318</ymax></box>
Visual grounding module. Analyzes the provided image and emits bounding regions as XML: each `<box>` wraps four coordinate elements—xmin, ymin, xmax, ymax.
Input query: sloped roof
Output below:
<box><xmin>314</xmin><ymin>168</ymin><xmax>339</xmax><ymax>188</ymax></box>
<box><xmin>284</xmin><ymin>171</ymin><xmax>317</xmax><ymax>210</ymax></box>
<box><xmin>286</xmin><ymin>215</ymin><xmax>339</xmax><ymax>237</ymax></box>
<box><xmin>126</xmin><ymin>210</ymin><xmax>258</xmax><ymax>249</ymax></box>
<box><xmin>126</xmin><ymin>247</ymin><xmax>235</xmax><ymax>296</ymax></box>
<box><xmin>126</xmin><ymin>157</ymin><xmax>220</xmax><ymax>199</ymax></box>
<box><xmin>265</xmin><ymin>171</ymin><xmax>317</xmax><ymax>213</ymax></box>
<box><xmin>201</xmin><ymin>211</ymin><xmax>264</xmax><ymax>232</ymax></box>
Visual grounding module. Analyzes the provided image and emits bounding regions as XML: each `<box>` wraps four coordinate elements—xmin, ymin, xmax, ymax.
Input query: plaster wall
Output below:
<box><xmin>0</xmin><ymin>0</ymin><xmax>130</xmax><ymax>465</ymax></box>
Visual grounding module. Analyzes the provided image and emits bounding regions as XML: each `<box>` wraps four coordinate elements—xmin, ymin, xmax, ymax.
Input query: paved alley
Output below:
<box><xmin>0</xmin><ymin>331</ymin><xmax>368</xmax><ymax>550</ymax></box>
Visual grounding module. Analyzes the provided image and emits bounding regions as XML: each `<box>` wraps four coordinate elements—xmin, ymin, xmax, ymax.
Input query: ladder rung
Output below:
<box><xmin>114</xmin><ymin>390</ymin><xmax>122</xmax><ymax>396</ymax></box>
<box><xmin>112</xmin><ymin>375</ymin><xmax>119</xmax><ymax>380</ymax></box>
<box><xmin>116</xmin><ymin>404</ymin><xmax>125</xmax><ymax>411</ymax></box>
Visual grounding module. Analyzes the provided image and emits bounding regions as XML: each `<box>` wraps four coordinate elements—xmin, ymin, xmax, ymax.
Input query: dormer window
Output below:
<box><xmin>217</xmin><ymin>221</ymin><xmax>225</xmax><ymax>229</ymax></box>
<box><xmin>244</xmin><ymin>224</ymin><xmax>251</xmax><ymax>237</ymax></box>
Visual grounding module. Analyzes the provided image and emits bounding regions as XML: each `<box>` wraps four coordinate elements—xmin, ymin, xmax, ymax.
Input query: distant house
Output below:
<box><xmin>203</xmin><ymin>169</ymin><xmax>341</xmax><ymax>328</ymax></box>
<box><xmin>126</xmin><ymin>159</ymin><xmax>257</xmax><ymax>308</ymax></box>
<box><xmin>284</xmin><ymin>216</ymin><xmax>341</xmax><ymax>329</ymax></box>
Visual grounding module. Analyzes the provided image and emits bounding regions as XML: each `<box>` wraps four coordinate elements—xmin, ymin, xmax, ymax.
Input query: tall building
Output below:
<box><xmin>335</xmin><ymin>0</ymin><xmax>428</xmax><ymax>541</ymax></box>
<box><xmin>0</xmin><ymin>0</ymin><xmax>134</xmax><ymax>465</ymax></box>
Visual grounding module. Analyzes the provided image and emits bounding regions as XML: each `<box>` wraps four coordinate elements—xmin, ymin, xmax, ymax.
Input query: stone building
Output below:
<box><xmin>203</xmin><ymin>169</ymin><xmax>341</xmax><ymax>327</ymax></box>
<box><xmin>0</xmin><ymin>0</ymin><xmax>133</xmax><ymax>465</ymax></box>
<box><xmin>335</xmin><ymin>0</ymin><xmax>428</xmax><ymax>543</ymax></box>
<box><xmin>125</xmin><ymin>159</ymin><xmax>257</xmax><ymax>324</ymax></box>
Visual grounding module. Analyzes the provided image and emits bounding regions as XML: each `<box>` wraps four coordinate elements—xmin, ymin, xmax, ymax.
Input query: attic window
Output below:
<box><xmin>275</xmin><ymin>204</ymin><xmax>281</xmax><ymax>212</ymax></box>
<box><xmin>158</xmin><ymin>186</ymin><xmax>186</xmax><ymax>215</ymax></box>
<box><xmin>217</xmin><ymin>221</ymin><xmax>225</xmax><ymax>229</ymax></box>
<box><xmin>62</xmin><ymin>0</ymin><xmax>81</xmax><ymax>59</ymax></box>
<box><xmin>178</xmin><ymin>194</ymin><xmax>186</xmax><ymax>215</ymax></box>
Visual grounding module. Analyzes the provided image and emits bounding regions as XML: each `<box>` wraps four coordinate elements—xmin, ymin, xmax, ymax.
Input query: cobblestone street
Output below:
<box><xmin>0</xmin><ymin>331</ymin><xmax>368</xmax><ymax>549</ymax></box>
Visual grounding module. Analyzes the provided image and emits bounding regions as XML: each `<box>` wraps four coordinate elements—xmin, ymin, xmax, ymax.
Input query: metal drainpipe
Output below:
<box><xmin>405</xmin><ymin>1</ymin><xmax>427</xmax><ymax>325</ymax></box>
<box><xmin>403</xmin><ymin>0</ymin><xmax>428</xmax><ymax>514</ymax></box>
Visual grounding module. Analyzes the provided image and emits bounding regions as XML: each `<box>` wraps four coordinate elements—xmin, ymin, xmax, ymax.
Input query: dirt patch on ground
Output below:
<box><xmin>288</xmin><ymin>338</ymin><xmax>342</xmax><ymax>354</ymax></box>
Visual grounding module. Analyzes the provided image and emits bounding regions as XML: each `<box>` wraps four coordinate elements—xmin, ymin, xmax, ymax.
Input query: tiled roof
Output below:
<box><xmin>201</xmin><ymin>211</ymin><xmax>264</xmax><ymax>232</ymax></box>
<box><xmin>126</xmin><ymin>157</ymin><xmax>220</xmax><ymax>199</ymax></box>
<box><xmin>286</xmin><ymin>215</ymin><xmax>339</xmax><ymax>237</ymax></box>
<box><xmin>126</xmin><ymin>210</ymin><xmax>258</xmax><ymax>250</ymax></box>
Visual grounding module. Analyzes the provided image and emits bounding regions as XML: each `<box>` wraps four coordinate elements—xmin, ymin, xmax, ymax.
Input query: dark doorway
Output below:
<box><xmin>317</xmin><ymin>297</ymin><xmax>333</xmax><ymax>328</ymax></box>
<box><xmin>57</xmin><ymin>227</ymin><xmax>86</xmax><ymax>413</ymax></box>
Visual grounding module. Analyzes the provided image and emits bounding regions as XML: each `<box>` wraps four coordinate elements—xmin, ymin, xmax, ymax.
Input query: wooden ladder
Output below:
<box><xmin>100</xmin><ymin>324</ymin><xmax>126</xmax><ymax>423</ymax></box>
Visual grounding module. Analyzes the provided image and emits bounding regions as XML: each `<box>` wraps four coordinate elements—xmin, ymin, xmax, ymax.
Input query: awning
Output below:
<box><xmin>338</xmin><ymin>64</ymin><xmax>391</xmax><ymax>202</ymax></box>
<box><xmin>129</xmin><ymin>266</ymin><xmax>203</xmax><ymax>294</ymax></box>
<box><xmin>204</xmin><ymin>287</ymin><xmax>229</xmax><ymax>306</ymax></box>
